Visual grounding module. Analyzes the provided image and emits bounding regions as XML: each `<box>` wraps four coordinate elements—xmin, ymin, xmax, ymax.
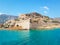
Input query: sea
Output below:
<box><xmin>0</xmin><ymin>28</ymin><xmax>60</xmax><ymax>45</ymax></box>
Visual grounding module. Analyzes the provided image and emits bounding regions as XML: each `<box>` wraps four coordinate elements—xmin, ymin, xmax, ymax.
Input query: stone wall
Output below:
<box><xmin>15</xmin><ymin>19</ymin><xmax>30</xmax><ymax>30</ymax></box>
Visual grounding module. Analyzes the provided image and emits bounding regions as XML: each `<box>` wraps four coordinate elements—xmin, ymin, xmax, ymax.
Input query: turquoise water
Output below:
<box><xmin>0</xmin><ymin>28</ymin><xmax>60</xmax><ymax>45</ymax></box>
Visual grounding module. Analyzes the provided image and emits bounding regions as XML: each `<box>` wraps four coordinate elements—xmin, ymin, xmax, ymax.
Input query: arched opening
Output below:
<box><xmin>16</xmin><ymin>25</ymin><xmax>19</xmax><ymax>27</ymax></box>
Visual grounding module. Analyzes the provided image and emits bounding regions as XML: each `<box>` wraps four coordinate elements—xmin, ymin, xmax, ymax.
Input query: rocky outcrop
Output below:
<box><xmin>3</xmin><ymin>12</ymin><xmax>60</xmax><ymax>30</ymax></box>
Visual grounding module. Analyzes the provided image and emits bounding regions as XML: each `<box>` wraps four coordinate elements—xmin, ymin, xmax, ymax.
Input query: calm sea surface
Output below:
<box><xmin>0</xmin><ymin>28</ymin><xmax>60</xmax><ymax>45</ymax></box>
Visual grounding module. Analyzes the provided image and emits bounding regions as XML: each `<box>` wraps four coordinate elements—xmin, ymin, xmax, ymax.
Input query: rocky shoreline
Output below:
<box><xmin>0</xmin><ymin>25</ymin><xmax>60</xmax><ymax>30</ymax></box>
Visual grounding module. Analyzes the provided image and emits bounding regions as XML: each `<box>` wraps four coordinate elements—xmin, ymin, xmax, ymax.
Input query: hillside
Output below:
<box><xmin>0</xmin><ymin>14</ymin><xmax>18</xmax><ymax>24</ymax></box>
<box><xmin>53</xmin><ymin>17</ymin><xmax>60</xmax><ymax>22</ymax></box>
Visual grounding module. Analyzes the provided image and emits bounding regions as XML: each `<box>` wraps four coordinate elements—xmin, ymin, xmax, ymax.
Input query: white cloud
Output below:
<box><xmin>43</xmin><ymin>6</ymin><xmax>49</xmax><ymax>10</ymax></box>
<box><xmin>40</xmin><ymin>6</ymin><xmax>49</xmax><ymax>14</ymax></box>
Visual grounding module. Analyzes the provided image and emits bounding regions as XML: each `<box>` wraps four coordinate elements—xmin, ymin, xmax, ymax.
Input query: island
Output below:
<box><xmin>0</xmin><ymin>12</ymin><xmax>60</xmax><ymax>30</ymax></box>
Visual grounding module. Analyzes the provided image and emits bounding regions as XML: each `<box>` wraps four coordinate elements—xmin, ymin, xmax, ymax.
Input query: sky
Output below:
<box><xmin>0</xmin><ymin>0</ymin><xmax>60</xmax><ymax>18</ymax></box>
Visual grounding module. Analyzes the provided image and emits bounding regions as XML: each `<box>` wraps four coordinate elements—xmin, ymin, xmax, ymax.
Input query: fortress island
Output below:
<box><xmin>0</xmin><ymin>12</ymin><xmax>60</xmax><ymax>30</ymax></box>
